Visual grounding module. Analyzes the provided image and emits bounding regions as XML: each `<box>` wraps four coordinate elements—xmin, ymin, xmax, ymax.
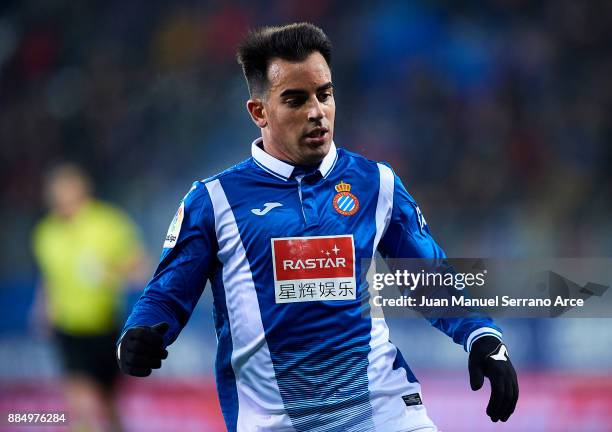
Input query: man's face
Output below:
<box><xmin>46</xmin><ymin>172</ymin><xmax>89</xmax><ymax>218</ymax></box>
<box><xmin>250</xmin><ymin>51</ymin><xmax>335</xmax><ymax>166</ymax></box>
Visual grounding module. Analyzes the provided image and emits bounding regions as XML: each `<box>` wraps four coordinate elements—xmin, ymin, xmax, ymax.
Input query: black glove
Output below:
<box><xmin>117</xmin><ymin>322</ymin><xmax>169</xmax><ymax>377</ymax></box>
<box><xmin>468</xmin><ymin>336</ymin><xmax>519</xmax><ymax>422</ymax></box>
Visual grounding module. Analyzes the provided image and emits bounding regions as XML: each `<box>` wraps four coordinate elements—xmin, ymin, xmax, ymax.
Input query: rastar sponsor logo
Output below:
<box><xmin>282</xmin><ymin>256</ymin><xmax>346</xmax><ymax>270</ymax></box>
<box><xmin>271</xmin><ymin>235</ymin><xmax>356</xmax><ymax>303</ymax></box>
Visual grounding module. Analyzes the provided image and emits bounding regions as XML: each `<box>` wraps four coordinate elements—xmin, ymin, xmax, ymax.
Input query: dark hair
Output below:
<box><xmin>236</xmin><ymin>23</ymin><xmax>332</xmax><ymax>97</ymax></box>
<box><xmin>45</xmin><ymin>162</ymin><xmax>90</xmax><ymax>188</ymax></box>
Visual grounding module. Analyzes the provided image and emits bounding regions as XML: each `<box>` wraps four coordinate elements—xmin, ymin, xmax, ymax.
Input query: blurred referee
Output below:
<box><xmin>31</xmin><ymin>163</ymin><xmax>145</xmax><ymax>432</ymax></box>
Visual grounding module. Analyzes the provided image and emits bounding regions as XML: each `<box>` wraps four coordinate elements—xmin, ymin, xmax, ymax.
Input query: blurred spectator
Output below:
<box><xmin>31</xmin><ymin>163</ymin><xmax>146</xmax><ymax>432</ymax></box>
<box><xmin>0</xmin><ymin>1</ymin><xmax>610</xmax><ymax>274</ymax></box>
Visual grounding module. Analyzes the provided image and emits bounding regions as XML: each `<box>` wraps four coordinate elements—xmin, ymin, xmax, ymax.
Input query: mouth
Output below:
<box><xmin>304</xmin><ymin>127</ymin><xmax>329</xmax><ymax>144</ymax></box>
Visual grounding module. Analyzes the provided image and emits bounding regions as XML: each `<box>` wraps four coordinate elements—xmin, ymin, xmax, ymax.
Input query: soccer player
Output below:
<box><xmin>117</xmin><ymin>23</ymin><xmax>518</xmax><ymax>431</ymax></box>
<box><xmin>32</xmin><ymin>163</ymin><xmax>146</xmax><ymax>432</ymax></box>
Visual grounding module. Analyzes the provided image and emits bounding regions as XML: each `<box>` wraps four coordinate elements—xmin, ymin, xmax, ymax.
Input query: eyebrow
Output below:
<box><xmin>279</xmin><ymin>82</ymin><xmax>333</xmax><ymax>97</ymax></box>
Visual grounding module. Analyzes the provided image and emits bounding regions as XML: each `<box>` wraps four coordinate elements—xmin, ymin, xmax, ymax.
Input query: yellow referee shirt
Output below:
<box><xmin>33</xmin><ymin>200</ymin><xmax>142</xmax><ymax>335</ymax></box>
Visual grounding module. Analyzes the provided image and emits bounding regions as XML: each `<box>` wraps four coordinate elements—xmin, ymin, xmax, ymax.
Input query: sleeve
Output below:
<box><xmin>120</xmin><ymin>181</ymin><xmax>217</xmax><ymax>347</ymax></box>
<box><xmin>377</xmin><ymin>165</ymin><xmax>502</xmax><ymax>352</ymax></box>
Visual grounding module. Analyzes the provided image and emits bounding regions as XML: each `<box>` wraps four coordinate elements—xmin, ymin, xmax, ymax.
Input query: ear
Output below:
<box><xmin>246</xmin><ymin>99</ymin><xmax>267</xmax><ymax>128</ymax></box>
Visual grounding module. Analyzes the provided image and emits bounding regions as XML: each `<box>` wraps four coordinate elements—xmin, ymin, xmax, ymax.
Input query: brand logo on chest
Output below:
<box><xmin>271</xmin><ymin>235</ymin><xmax>357</xmax><ymax>303</ymax></box>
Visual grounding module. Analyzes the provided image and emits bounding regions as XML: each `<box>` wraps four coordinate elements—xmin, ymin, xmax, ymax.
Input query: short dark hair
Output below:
<box><xmin>236</xmin><ymin>23</ymin><xmax>332</xmax><ymax>97</ymax></box>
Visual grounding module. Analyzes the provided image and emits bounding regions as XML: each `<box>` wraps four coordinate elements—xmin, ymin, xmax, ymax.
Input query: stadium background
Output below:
<box><xmin>1</xmin><ymin>0</ymin><xmax>611</xmax><ymax>431</ymax></box>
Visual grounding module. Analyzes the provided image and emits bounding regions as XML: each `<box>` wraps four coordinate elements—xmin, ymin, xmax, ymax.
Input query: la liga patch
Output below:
<box><xmin>163</xmin><ymin>202</ymin><xmax>184</xmax><ymax>248</ymax></box>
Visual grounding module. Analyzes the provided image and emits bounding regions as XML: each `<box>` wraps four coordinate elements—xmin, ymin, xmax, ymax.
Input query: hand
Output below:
<box><xmin>117</xmin><ymin>322</ymin><xmax>169</xmax><ymax>377</ymax></box>
<box><xmin>468</xmin><ymin>336</ymin><xmax>519</xmax><ymax>422</ymax></box>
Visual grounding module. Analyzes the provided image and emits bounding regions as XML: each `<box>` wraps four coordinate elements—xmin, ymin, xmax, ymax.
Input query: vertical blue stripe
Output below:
<box><xmin>210</xmin><ymin>266</ymin><xmax>239</xmax><ymax>431</ymax></box>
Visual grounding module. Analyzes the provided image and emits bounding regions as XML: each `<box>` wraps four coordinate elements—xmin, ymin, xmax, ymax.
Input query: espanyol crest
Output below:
<box><xmin>332</xmin><ymin>181</ymin><xmax>360</xmax><ymax>216</ymax></box>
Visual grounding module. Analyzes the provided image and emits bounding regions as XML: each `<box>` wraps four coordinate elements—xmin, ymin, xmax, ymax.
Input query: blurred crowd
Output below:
<box><xmin>1</xmin><ymin>0</ymin><xmax>611</xmax><ymax>280</ymax></box>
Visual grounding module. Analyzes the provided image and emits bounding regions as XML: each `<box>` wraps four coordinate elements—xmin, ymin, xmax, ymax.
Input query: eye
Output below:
<box><xmin>318</xmin><ymin>92</ymin><xmax>332</xmax><ymax>102</ymax></box>
<box><xmin>285</xmin><ymin>97</ymin><xmax>305</xmax><ymax>107</ymax></box>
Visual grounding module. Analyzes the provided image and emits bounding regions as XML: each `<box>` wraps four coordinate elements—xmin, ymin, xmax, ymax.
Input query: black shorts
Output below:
<box><xmin>54</xmin><ymin>329</ymin><xmax>120</xmax><ymax>392</ymax></box>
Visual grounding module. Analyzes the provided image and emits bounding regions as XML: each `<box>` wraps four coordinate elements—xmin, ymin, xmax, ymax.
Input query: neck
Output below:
<box><xmin>260</xmin><ymin>137</ymin><xmax>323</xmax><ymax>167</ymax></box>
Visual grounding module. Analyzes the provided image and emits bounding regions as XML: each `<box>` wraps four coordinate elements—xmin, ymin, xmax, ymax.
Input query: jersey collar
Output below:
<box><xmin>251</xmin><ymin>137</ymin><xmax>338</xmax><ymax>181</ymax></box>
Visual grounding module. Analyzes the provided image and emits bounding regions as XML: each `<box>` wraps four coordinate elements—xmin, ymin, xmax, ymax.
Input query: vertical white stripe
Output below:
<box><xmin>206</xmin><ymin>179</ymin><xmax>295</xmax><ymax>432</ymax></box>
<box><xmin>366</xmin><ymin>164</ymin><xmax>436</xmax><ymax>431</ymax></box>
<box><xmin>373</xmin><ymin>164</ymin><xmax>395</xmax><ymax>249</ymax></box>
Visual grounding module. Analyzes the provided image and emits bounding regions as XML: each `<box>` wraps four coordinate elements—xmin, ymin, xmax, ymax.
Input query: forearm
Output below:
<box><xmin>122</xmin><ymin>291</ymin><xmax>187</xmax><ymax>346</ymax></box>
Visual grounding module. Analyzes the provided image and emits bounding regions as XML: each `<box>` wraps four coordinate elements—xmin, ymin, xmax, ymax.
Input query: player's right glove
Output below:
<box><xmin>468</xmin><ymin>336</ymin><xmax>519</xmax><ymax>422</ymax></box>
<box><xmin>117</xmin><ymin>322</ymin><xmax>169</xmax><ymax>377</ymax></box>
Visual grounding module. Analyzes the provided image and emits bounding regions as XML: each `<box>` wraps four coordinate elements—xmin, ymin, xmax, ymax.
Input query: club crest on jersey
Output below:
<box><xmin>332</xmin><ymin>181</ymin><xmax>360</xmax><ymax>216</ymax></box>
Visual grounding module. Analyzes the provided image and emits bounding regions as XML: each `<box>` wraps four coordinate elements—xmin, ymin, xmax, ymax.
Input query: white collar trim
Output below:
<box><xmin>251</xmin><ymin>137</ymin><xmax>338</xmax><ymax>181</ymax></box>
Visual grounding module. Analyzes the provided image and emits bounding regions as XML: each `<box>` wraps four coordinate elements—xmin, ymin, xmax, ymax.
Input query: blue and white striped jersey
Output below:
<box><xmin>122</xmin><ymin>138</ymin><xmax>502</xmax><ymax>432</ymax></box>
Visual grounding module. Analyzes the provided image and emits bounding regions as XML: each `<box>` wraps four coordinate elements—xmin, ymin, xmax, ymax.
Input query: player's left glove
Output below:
<box><xmin>468</xmin><ymin>336</ymin><xmax>519</xmax><ymax>422</ymax></box>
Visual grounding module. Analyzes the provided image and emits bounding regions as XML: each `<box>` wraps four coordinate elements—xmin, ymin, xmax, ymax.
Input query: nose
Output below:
<box><xmin>307</xmin><ymin>98</ymin><xmax>324</xmax><ymax>123</ymax></box>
